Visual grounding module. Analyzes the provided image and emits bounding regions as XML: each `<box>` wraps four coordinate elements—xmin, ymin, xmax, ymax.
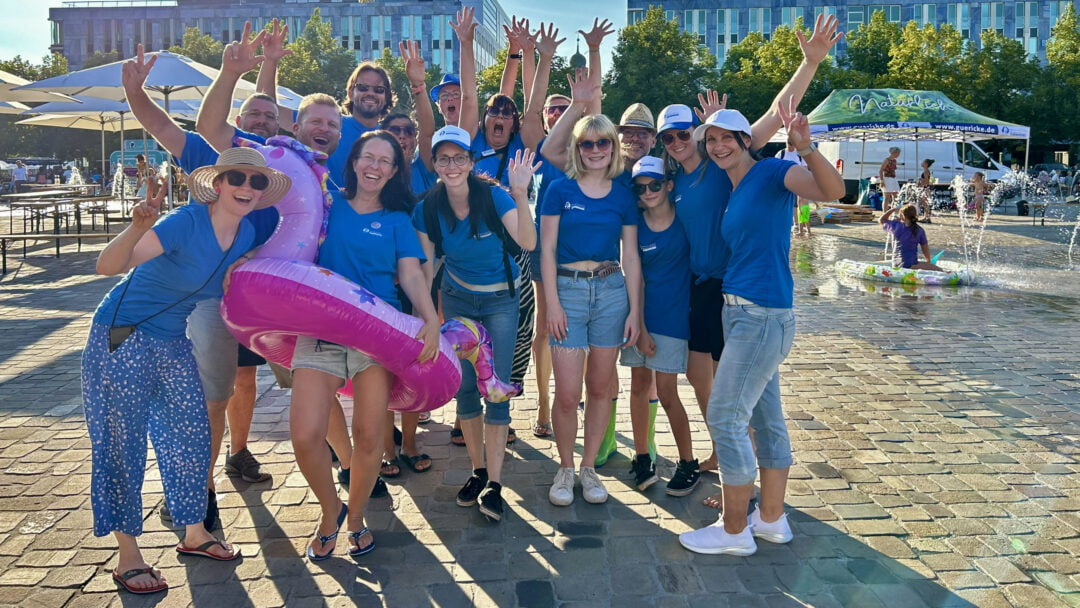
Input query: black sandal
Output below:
<box><xmin>399</xmin><ymin>452</ymin><xmax>432</xmax><ymax>473</ymax></box>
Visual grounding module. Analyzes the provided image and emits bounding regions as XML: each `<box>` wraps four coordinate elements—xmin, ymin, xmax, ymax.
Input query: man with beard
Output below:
<box><xmin>324</xmin><ymin>62</ymin><xmax>395</xmax><ymax>189</ymax></box>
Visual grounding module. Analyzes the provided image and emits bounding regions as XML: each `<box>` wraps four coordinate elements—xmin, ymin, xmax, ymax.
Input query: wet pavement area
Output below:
<box><xmin>0</xmin><ymin>206</ymin><xmax>1078</xmax><ymax>607</ymax></box>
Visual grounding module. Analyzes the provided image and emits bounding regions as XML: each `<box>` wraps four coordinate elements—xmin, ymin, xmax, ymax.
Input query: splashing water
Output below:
<box><xmin>67</xmin><ymin>167</ymin><xmax>85</xmax><ymax>186</ymax></box>
<box><xmin>110</xmin><ymin>165</ymin><xmax>132</xmax><ymax>200</ymax></box>
<box><xmin>951</xmin><ymin>175</ymin><xmax>976</xmax><ymax>267</ymax></box>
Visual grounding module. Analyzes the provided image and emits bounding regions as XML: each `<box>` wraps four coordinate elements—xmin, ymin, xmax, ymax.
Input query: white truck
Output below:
<box><xmin>817</xmin><ymin>140</ymin><xmax>1010</xmax><ymax>201</ymax></box>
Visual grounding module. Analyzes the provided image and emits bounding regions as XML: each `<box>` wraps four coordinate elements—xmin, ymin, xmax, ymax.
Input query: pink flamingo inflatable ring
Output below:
<box><xmin>220</xmin><ymin>136</ymin><xmax>520</xmax><ymax>412</ymax></box>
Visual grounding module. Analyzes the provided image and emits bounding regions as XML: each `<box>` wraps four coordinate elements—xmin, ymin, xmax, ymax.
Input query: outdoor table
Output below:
<box><xmin>25</xmin><ymin>183</ymin><xmax>100</xmax><ymax>195</ymax></box>
<box><xmin>7</xmin><ymin>195</ymin><xmax>112</xmax><ymax>235</ymax></box>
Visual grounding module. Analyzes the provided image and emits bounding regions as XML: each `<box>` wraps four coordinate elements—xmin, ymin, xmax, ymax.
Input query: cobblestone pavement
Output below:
<box><xmin>0</xmin><ymin>209</ymin><xmax>1078</xmax><ymax>607</ymax></box>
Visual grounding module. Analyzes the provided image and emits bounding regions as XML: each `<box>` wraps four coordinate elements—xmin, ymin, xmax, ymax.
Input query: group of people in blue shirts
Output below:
<box><xmin>80</xmin><ymin>11</ymin><xmax>850</xmax><ymax>596</ymax></box>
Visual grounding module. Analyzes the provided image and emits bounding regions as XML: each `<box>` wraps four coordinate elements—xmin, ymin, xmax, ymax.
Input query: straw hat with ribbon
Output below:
<box><xmin>187</xmin><ymin>147</ymin><xmax>291</xmax><ymax>209</ymax></box>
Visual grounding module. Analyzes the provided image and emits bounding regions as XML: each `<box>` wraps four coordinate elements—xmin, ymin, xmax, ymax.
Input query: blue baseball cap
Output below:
<box><xmin>632</xmin><ymin>156</ymin><xmax>665</xmax><ymax>181</ymax></box>
<box><xmin>658</xmin><ymin>104</ymin><xmax>695</xmax><ymax>133</ymax></box>
<box><xmin>431</xmin><ymin>125</ymin><xmax>471</xmax><ymax>154</ymax></box>
<box><xmin>430</xmin><ymin>74</ymin><xmax>461</xmax><ymax>103</ymax></box>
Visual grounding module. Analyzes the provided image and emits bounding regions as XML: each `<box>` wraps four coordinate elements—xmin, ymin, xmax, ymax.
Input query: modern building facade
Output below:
<box><xmin>48</xmin><ymin>0</ymin><xmax>511</xmax><ymax>72</ymax></box>
<box><xmin>626</xmin><ymin>1</ymin><xmax>1078</xmax><ymax>65</ymax></box>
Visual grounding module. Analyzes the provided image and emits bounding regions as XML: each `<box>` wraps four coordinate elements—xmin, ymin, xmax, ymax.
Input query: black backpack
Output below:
<box><xmin>422</xmin><ymin>177</ymin><xmax>521</xmax><ymax>297</ymax></box>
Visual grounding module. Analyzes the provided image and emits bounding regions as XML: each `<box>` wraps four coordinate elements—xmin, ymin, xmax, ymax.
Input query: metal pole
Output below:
<box><xmin>164</xmin><ymin>91</ymin><xmax>174</xmax><ymax>210</ymax></box>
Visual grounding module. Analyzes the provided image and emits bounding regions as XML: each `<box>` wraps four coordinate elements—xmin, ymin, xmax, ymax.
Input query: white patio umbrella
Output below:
<box><xmin>0</xmin><ymin>69</ymin><xmax>77</xmax><ymax>104</ymax></box>
<box><xmin>0</xmin><ymin>100</ymin><xmax>31</xmax><ymax>115</ymax></box>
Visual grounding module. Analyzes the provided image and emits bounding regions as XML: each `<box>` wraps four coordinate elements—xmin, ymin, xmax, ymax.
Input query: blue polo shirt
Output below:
<box><xmin>93</xmin><ymin>203</ymin><xmax>255</xmax><ymax>338</ymax></box>
<box><xmin>720</xmin><ymin>157</ymin><xmax>796</xmax><ymax>308</ymax></box>
<box><xmin>638</xmin><ymin>213</ymin><xmax>691</xmax><ymax>340</ymax></box>
<box><xmin>326</xmin><ymin>116</ymin><xmax>376</xmax><ymax>193</ymax></box>
<box><xmin>673</xmin><ymin>160</ymin><xmax>731</xmax><ymax>281</ymax></box>
<box><xmin>411</xmin><ymin>157</ymin><xmax>438</xmax><ymax>197</ymax></box>
<box><xmin>539</xmin><ymin>178</ymin><xmax>636</xmax><ymax>265</ymax></box>
<box><xmin>412</xmin><ymin>185</ymin><xmax>519</xmax><ymax>291</ymax></box>
<box><xmin>317</xmin><ymin>203</ymin><xmax>425</xmax><ymax>311</ymax></box>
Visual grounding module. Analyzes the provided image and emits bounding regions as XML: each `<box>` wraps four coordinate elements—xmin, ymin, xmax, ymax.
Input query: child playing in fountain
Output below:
<box><xmin>880</xmin><ymin>204</ymin><xmax>943</xmax><ymax>271</ymax></box>
<box><xmin>972</xmin><ymin>172</ymin><xmax>990</xmax><ymax>223</ymax></box>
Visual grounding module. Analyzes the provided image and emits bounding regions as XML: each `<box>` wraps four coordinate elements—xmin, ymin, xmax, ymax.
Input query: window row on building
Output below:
<box><xmin>627</xmin><ymin>1</ymin><xmax>1076</xmax><ymax>63</ymax></box>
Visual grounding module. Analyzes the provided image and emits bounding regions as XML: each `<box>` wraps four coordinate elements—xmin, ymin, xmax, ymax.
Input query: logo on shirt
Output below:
<box><xmin>371</xmin><ymin>221</ymin><xmax>382</xmax><ymax>229</ymax></box>
<box><xmin>363</xmin><ymin>223</ymin><xmax>384</xmax><ymax>237</ymax></box>
<box><xmin>563</xmin><ymin>201</ymin><xmax>586</xmax><ymax>212</ymax></box>
<box><xmin>674</xmin><ymin>195</ymin><xmax>682</xmax><ymax>204</ymax></box>
<box><xmin>475</xmin><ymin>231</ymin><xmax>493</xmax><ymax>240</ymax></box>
<box><xmin>640</xmin><ymin>243</ymin><xmax>657</xmax><ymax>253</ymax></box>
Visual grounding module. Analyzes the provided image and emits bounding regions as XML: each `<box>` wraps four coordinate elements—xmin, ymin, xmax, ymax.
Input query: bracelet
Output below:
<box><xmin>796</xmin><ymin>145</ymin><xmax>816</xmax><ymax>158</ymax></box>
<box><xmin>508</xmin><ymin>53</ymin><xmax>522</xmax><ymax>60</ymax></box>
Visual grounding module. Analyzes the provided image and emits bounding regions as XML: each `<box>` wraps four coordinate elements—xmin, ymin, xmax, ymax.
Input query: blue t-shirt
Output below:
<box><xmin>882</xmin><ymin>219</ymin><xmax>927</xmax><ymax>268</ymax></box>
<box><xmin>638</xmin><ymin>213</ymin><xmax>691</xmax><ymax>340</ymax></box>
<box><xmin>540</xmin><ymin>178</ymin><xmax>636</xmax><ymax>265</ymax></box>
<box><xmin>412</xmin><ymin>185</ymin><xmax>519</xmax><ymax>292</ymax></box>
<box><xmin>318</xmin><ymin>203</ymin><xmax>425</xmax><ymax>311</ymax></box>
<box><xmin>177</xmin><ymin>130</ymin><xmax>278</xmax><ymax>247</ymax></box>
<box><xmin>410</xmin><ymin>156</ymin><xmax>438</xmax><ymax>197</ymax></box>
<box><xmin>93</xmin><ymin>203</ymin><xmax>255</xmax><ymax>339</ymax></box>
<box><xmin>673</xmin><ymin>160</ymin><xmax>732</xmax><ymax>281</ymax></box>
<box><xmin>471</xmin><ymin>130</ymin><xmax>525</xmax><ymax>188</ymax></box>
<box><xmin>326</xmin><ymin>116</ymin><xmax>376</xmax><ymax>193</ymax></box>
<box><xmin>614</xmin><ymin>167</ymin><xmax>633</xmax><ymax>190</ymax></box>
<box><xmin>720</xmin><ymin>157</ymin><xmax>796</xmax><ymax>308</ymax></box>
<box><xmin>532</xmin><ymin>137</ymin><xmax>566</xmax><ymax>262</ymax></box>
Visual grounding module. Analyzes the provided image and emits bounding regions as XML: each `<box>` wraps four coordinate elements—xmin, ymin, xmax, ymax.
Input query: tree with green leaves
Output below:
<box><xmin>603</xmin><ymin>6</ymin><xmax>718</xmax><ymax>116</ymax></box>
<box><xmin>0</xmin><ymin>53</ymin><xmax>68</xmax><ymax>81</ymax></box>
<box><xmin>886</xmin><ymin>21</ymin><xmax>964</xmax><ymax>93</ymax></box>
<box><xmin>276</xmin><ymin>8</ymin><xmax>356</xmax><ymax>98</ymax></box>
<box><xmin>167</xmin><ymin>27</ymin><xmax>224</xmax><ymax>69</ymax></box>
<box><xmin>954</xmin><ymin>30</ymin><xmax>1039</xmax><ymax>123</ymax></box>
<box><xmin>81</xmin><ymin>51</ymin><xmax>120</xmax><ymax>69</ymax></box>
<box><xmin>1047</xmin><ymin>2</ymin><xmax>1080</xmax><ymax>86</ymax></box>
<box><xmin>840</xmin><ymin>10</ymin><xmax>899</xmax><ymax>87</ymax></box>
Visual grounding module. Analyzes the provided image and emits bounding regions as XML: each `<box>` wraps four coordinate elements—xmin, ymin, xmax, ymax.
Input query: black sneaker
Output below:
<box><xmin>478</xmin><ymin>481</ymin><xmax>504</xmax><ymax>522</ymax></box>
<box><xmin>203</xmin><ymin>490</ymin><xmax>219</xmax><ymax>532</ymax></box>
<box><xmin>666</xmin><ymin>458</ymin><xmax>701</xmax><ymax>497</ymax></box>
<box><xmin>456</xmin><ymin>468</ymin><xmax>488</xmax><ymax>507</ymax></box>
<box><xmin>629</xmin><ymin>454</ymin><xmax>658</xmax><ymax>491</ymax></box>
<box><xmin>224</xmin><ymin>447</ymin><xmax>271</xmax><ymax>483</ymax></box>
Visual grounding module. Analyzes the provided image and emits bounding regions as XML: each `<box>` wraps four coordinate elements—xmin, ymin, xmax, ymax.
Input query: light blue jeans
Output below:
<box><xmin>707</xmin><ymin>302</ymin><xmax>795</xmax><ymax>487</ymax></box>
<box><xmin>441</xmin><ymin>282</ymin><xmax>520</xmax><ymax>425</ymax></box>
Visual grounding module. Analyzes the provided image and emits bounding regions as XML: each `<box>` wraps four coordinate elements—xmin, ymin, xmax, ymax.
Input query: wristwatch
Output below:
<box><xmin>796</xmin><ymin>145</ymin><xmax>816</xmax><ymax>158</ymax></box>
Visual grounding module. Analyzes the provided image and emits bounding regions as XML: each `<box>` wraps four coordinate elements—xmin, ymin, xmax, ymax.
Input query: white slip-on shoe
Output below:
<box><xmin>579</xmin><ymin>466</ymin><xmax>609</xmax><ymax>504</ymax></box>
<box><xmin>748</xmin><ymin>509</ymin><xmax>794</xmax><ymax>544</ymax></box>
<box><xmin>679</xmin><ymin>515</ymin><xmax>758</xmax><ymax>556</ymax></box>
<box><xmin>548</xmin><ymin>467</ymin><xmax>576</xmax><ymax>506</ymax></box>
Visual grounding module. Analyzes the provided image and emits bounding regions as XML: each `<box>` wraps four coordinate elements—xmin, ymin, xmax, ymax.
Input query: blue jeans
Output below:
<box><xmin>441</xmin><ymin>282</ymin><xmax>519</xmax><ymax>425</ymax></box>
<box><xmin>707</xmin><ymin>302</ymin><xmax>795</xmax><ymax>487</ymax></box>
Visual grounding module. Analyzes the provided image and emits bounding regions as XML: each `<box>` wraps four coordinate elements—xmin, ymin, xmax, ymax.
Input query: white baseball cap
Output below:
<box><xmin>658</xmin><ymin>104</ymin><xmax>695</xmax><ymax>133</ymax></box>
<box><xmin>431</xmin><ymin>125</ymin><xmax>471</xmax><ymax>154</ymax></box>
<box><xmin>632</xmin><ymin>156</ymin><xmax>665</xmax><ymax>181</ymax></box>
<box><xmin>693</xmin><ymin>109</ymin><xmax>752</xmax><ymax>143</ymax></box>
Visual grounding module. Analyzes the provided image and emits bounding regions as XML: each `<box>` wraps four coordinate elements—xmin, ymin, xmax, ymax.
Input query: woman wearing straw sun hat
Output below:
<box><xmin>82</xmin><ymin>146</ymin><xmax>289</xmax><ymax>595</ymax></box>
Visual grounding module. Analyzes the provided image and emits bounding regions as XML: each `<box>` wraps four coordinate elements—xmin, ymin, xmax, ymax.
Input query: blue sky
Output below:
<box><xmin>0</xmin><ymin>0</ymin><xmax>625</xmax><ymax>68</ymax></box>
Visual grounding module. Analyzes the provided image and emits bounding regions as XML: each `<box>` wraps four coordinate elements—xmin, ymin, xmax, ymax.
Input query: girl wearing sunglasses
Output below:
<box><xmin>83</xmin><ymin>147</ymin><xmax>290</xmax><ymax>594</ymax></box>
<box><xmin>539</xmin><ymin>113</ymin><xmax>642</xmax><ymax>507</ymax></box>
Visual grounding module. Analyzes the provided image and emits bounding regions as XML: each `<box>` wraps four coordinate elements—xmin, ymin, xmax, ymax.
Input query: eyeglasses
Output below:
<box><xmin>353</xmin><ymin>83</ymin><xmax>387</xmax><ymax>95</ymax></box>
<box><xmin>435</xmin><ymin>154</ymin><xmax>471</xmax><ymax>168</ymax></box>
<box><xmin>632</xmin><ymin>181</ymin><xmax>665</xmax><ymax>195</ymax></box>
<box><xmin>223</xmin><ymin>170</ymin><xmax>269</xmax><ymax>191</ymax></box>
<box><xmin>438</xmin><ymin>91</ymin><xmax>461</xmax><ymax>102</ymax></box>
<box><xmin>486</xmin><ymin>107</ymin><xmax>516</xmax><ymax>118</ymax></box>
<box><xmin>577</xmin><ymin>139</ymin><xmax>612</xmax><ymax>152</ymax></box>
<box><xmin>544</xmin><ymin>104</ymin><xmax>569</xmax><ymax>114</ymax></box>
<box><xmin>660</xmin><ymin>130</ymin><xmax>692</xmax><ymax>145</ymax></box>
<box><xmin>385</xmin><ymin>124</ymin><xmax>416</xmax><ymax>137</ymax></box>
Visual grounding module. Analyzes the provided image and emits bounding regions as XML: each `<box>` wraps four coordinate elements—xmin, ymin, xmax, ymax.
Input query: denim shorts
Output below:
<box><xmin>186</xmin><ymin>298</ymin><xmax>238</xmax><ymax>402</ymax></box>
<box><xmin>290</xmin><ymin>335</ymin><xmax>377</xmax><ymax>380</ymax></box>
<box><xmin>619</xmin><ymin>333</ymin><xmax>688</xmax><ymax>374</ymax></box>
<box><xmin>707</xmin><ymin>300</ymin><xmax>795</xmax><ymax>487</ymax></box>
<box><xmin>441</xmin><ymin>281</ymin><xmax>519</xmax><ymax>426</ymax></box>
<box><xmin>550</xmin><ymin>271</ymin><xmax>629</xmax><ymax>350</ymax></box>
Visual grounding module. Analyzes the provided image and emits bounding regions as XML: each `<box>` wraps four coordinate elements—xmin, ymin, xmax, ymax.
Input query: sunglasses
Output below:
<box><xmin>353</xmin><ymin>83</ymin><xmax>387</xmax><ymax>95</ymax></box>
<box><xmin>578</xmin><ymin>139</ymin><xmax>612</xmax><ymax>152</ymax></box>
<box><xmin>660</xmin><ymin>130</ymin><xmax>693</xmax><ymax>145</ymax></box>
<box><xmin>632</xmin><ymin>181</ymin><xmax>666</xmax><ymax>195</ymax></box>
<box><xmin>223</xmin><ymin>170</ymin><xmax>269</xmax><ymax>191</ymax></box>
<box><xmin>435</xmin><ymin>154</ymin><xmax>471</xmax><ymax>168</ymax></box>
<box><xmin>386</xmin><ymin>124</ymin><xmax>416</xmax><ymax>137</ymax></box>
<box><xmin>486</xmin><ymin>107</ymin><xmax>516</xmax><ymax>118</ymax></box>
<box><xmin>544</xmin><ymin>104</ymin><xmax>569</xmax><ymax>114</ymax></box>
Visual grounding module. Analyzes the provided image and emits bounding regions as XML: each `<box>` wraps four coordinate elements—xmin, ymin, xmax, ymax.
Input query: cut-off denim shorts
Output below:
<box><xmin>549</xmin><ymin>270</ymin><xmax>629</xmax><ymax>350</ymax></box>
<box><xmin>290</xmin><ymin>335</ymin><xmax>378</xmax><ymax>380</ymax></box>
<box><xmin>441</xmin><ymin>281</ymin><xmax>519</xmax><ymax>426</ymax></box>
<box><xmin>706</xmin><ymin>300</ymin><xmax>795</xmax><ymax>487</ymax></box>
<box><xmin>619</xmin><ymin>333</ymin><xmax>689</xmax><ymax>374</ymax></box>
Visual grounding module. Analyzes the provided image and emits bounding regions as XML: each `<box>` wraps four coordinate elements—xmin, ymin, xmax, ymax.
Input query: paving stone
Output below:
<box><xmin>976</xmin><ymin>557</ymin><xmax>1032</xmax><ymax>584</ymax></box>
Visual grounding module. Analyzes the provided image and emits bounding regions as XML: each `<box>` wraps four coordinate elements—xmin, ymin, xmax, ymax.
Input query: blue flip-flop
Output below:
<box><xmin>348</xmin><ymin>527</ymin><xmax>376</xmax><ymax>557</ymax></box>
<box><xmin>306</xmin><ymin>502</ymin><xmax>348</xmax><ymax>561</ymax></box>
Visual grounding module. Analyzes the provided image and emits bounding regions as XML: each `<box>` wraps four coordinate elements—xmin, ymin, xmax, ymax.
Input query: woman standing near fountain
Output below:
<box><xmin>879</xmin><ymin>147</ymin><xmax>901</xmax><ymax>211</ymax></box>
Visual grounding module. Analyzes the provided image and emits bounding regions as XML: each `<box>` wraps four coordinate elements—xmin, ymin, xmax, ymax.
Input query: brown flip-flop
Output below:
<box><xmin>175</xmin><ymin>539</ymin><xmax>240</xmax><ymax>561</ymax></box>
<box><xmin>113</xmin><ymin>567</ymin><xmax>167</xmax><ymax>594</ymax></box>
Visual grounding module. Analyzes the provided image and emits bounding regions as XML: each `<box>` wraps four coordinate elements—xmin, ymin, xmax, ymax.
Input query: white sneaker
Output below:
<box><xmin>548</xmin><ymin>467</ymin><xmax>575</xmax><ymax>506</ymax></box>
<box><xmin>579</xmin><ymin>466</ymin><xmax>608</xmax><ymax>504</ymax></box>
<box><xmin>748</xmin><ymin>509</ymin><xmax>793</xmax><ymax>544</ymax></box>
<box><xmin>679</xmin><ymin>515</ymin><xmax>757</xmax><ymax>556</ymax></box>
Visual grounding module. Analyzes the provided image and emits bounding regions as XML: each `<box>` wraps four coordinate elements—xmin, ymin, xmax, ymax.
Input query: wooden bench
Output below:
<box><xmin>1</xmin><ymin>232</ymin><xmax>115</xmax><ymax>275</ymax></box>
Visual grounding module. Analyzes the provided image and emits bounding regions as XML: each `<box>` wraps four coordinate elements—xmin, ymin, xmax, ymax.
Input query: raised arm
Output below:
<box><xmin>521</xmin><ymin>23</ymin><xmax>565</xmax><ymax>152</ymax></box>
<box><xmin>255</xmin><ymin>19</ymin><xmax>291</xmax><ymax>99</ymax></box>
<box><xmin>499</xmin><ymin>18</ymin><xmax>528</xmax><ymax>98</ymax></box>
<box><xmin>540</xmin><ymin>68</ymin><xmax>598</xmax><ymax>173</ymax></box>
<box><xmin>451</xmin><ymin>7</ymin><xmax>479</xmax><ymax>136</ymax></box>
<box><xmin>780</xmin><ymin>97</ymin><xmax>844</xmax><ymax>202</ymax></box>
<box><xmin>749</xmin><ymin>14</ymin><xmax>842</xmax><ymax>149</ymax></box>
<box><xmin>579</xmin><ymin>19</ymin><xmax>613</xmax><ymax>116</ymax></box>
<box><xmin>196</xmin><ymin>21</ymin><xmax>266</xmax><ymax>151</ymax></box>
<box><xmin>401</xmin><ymin>40</ymin><xmax>436</xmax><ymax>172</ymax></box>
<box><xmin>96</xmin><ymin>184</ymin><xmax>167</xmax><ymax>275</ymax></box>
<box><xmin>504</xmin><ymin>148</ymin><xmax>542</xmax><ymax>251</ymax></box>
<box><xmin>122</xmin><ymin>45</ymin><xmax>186</xmax><ymax>157</ymax></box>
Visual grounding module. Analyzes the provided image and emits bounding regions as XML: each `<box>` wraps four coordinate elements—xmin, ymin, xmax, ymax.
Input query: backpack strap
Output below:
<box><xmin>477</xmin><ymin>184</ymin><xmax>521</xmax><ymax>298</ymax></box>
<box><xmin>421</xmin><ymin>194</ymin><xmax>444</xmax><ymax>259</ymax></box>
